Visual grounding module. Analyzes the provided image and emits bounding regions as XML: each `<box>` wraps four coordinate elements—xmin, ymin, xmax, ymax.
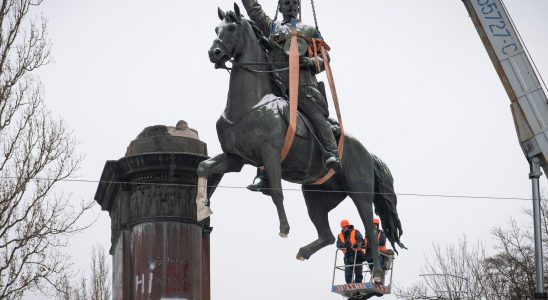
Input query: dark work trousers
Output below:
<box><xmin>344</xmin><ymin>253</ymin><xmax>364</xmax><ymax>284</ymax></box>
<box><xmin>298</xmin><ymin>84</ymin><xmax>339</xmax><ymax>157</ymax></box>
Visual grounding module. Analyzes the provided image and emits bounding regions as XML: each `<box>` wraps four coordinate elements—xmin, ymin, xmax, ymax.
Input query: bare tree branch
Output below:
<box><xmin>0</xmin><ymin>1</ymin><xmax>91</xmax><ymax>299</ymax></box>
<box><xmin>396</xmin><ymin>202</ymin><xmax>548</xmax><ymax>300</ymax></box>
<box><xmin>55</xmin><ymin>244</ymin><xmax>111</xmax><ymax>300</ymax></box>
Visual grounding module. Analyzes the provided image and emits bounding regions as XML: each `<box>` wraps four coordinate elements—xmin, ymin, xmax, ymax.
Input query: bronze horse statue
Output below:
<box><xmin>196</xmin><ymin>4</ymin><xmax>405</xmax><ymax>281</ymax></box>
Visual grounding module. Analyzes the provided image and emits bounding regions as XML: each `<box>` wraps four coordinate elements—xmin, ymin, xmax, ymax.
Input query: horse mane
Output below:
<box><xmin>222</xmin><ymin>10</ymin><xmax>287</xmax><ymax>98</ymax></box>
<box><xmin>248</xmin><ymin>20</ymin><xmax>266</xmax><ymax>42</ymax></box>
<box><xmin>224</xmin><ymin>11</ymin><xmax>265</xmax><ymax>45</ymax></box>
<box><xmin>224</xmin><ymin>11</ymin><xmax>240</xmax><ymax>23</ymax></box>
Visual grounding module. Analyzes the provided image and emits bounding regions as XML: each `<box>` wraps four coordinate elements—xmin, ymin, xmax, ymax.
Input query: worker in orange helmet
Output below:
<box><xmin>336</xmin><ymin>219</ymin><xmax>365</xmax><ymax>284</ymax></box>
<box><xmin>364</xmin><ymin>217</ymin><xmax>387</xmax><ymax>271</ymax></box>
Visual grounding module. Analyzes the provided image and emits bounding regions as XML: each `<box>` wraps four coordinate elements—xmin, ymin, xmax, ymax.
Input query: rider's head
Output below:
<box><xmin>278</xmin><ymin>0</ymin><xmax>299</xmax><ymax>21</ymax></box>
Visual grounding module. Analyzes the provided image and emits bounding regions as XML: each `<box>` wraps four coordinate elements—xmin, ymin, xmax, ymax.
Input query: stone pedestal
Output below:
<box><xmin>94</xmin><ymin>121</ymin><xmax>221</xmax><ymax>300</ymax></box>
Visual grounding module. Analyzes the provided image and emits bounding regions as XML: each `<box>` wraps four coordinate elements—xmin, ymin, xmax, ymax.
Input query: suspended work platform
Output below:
<box><xmin>331</xmin><ymin>248</ymin><xmax>394</xmax><ymax>299</ymax></box>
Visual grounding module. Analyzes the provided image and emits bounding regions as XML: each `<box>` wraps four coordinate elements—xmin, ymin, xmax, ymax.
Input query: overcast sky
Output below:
<box><xmin>29</xmin><ymin>0</ymin><xmax>548</xmax><ymax>299</ymax></box>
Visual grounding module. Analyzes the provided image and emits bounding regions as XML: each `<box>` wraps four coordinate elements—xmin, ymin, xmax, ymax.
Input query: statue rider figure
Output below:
<box><xmin>243</xmin><ymin>0</ymin><xmax>342</xmax><ymax>193</ymax></box>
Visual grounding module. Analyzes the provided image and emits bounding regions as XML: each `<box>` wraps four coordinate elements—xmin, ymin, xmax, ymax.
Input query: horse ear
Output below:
<box><xmin>234</xmin><ymin>3</ymin><xmax>241</xmax><ymax>20</ymax></box>
<box><xmin>218</xmin><ymin>7</ymin><xmax>226</xmax><ymax>20</ymax></box>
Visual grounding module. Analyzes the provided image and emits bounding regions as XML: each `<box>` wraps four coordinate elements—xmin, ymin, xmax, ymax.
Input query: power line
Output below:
<box><xmin>0</xmin><ymin>176</ymin><xmax>534</xmax><ymax>202</ymax></box>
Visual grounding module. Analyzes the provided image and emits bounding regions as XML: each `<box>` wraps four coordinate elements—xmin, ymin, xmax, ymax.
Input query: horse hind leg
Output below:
<box><xmin>261</xmin><ymin>145</ymin><xmax>290</xmax><ymax>237</ymax></box>
<box><xmin>296</xmin><ymin>186</ymin><xmax>346</xmax><ymax>260</ymax></box>
<box><xmin>347</xmin><ymin>177</ymin><xmax>384</xmax><ymax>283</ymax></box>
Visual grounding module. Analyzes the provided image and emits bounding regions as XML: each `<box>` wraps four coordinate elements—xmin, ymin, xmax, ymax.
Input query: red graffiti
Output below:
<box><xmin>166</xmin><ymin>262</ymin><xmax>189</xmax><ymax>293</ymax></box>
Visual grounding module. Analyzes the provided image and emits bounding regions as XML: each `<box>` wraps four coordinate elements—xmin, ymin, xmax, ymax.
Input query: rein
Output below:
<box><xmin>229</xmin><ymin>60</ymin><xmax>290</xmax><ymax>73</ymax></box>
<box><xmin>216</xmin><ymin>19</ymin><xmax>292</xmax><ymax>74</ymax></box>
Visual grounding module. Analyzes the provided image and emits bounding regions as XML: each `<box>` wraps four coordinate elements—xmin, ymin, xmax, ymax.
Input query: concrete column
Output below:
<box><xmin>94</xmin><ymin>121</ymin><xmax>221</xmax><ymax>300</ymax></box>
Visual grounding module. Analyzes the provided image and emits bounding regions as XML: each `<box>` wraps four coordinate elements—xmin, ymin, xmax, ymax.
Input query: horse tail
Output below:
<box><xmin>372</xmin><ymin>154</ymin><xmax>406</xmax><ymax>253</ymax></box>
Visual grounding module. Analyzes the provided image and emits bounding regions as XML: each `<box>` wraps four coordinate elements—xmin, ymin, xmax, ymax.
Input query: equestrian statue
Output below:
<box><xmin>195</xmin><ymin>1</ymin><xmax>405</xmax><ymax>282</ymax></box>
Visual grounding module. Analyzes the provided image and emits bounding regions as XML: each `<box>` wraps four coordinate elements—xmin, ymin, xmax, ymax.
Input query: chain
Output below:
<box><xmin>298</xmin><ymin>0</ymin><xmax>302</xmax><ymax>21</ymax></box>
<box><xmin>311</xmin><ymin>0</ymin><xmax>319</xmax><ymax>33</ymax></box>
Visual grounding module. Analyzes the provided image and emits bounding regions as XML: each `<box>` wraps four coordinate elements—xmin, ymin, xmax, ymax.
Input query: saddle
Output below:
<box><xmin>278</xmin><ymin>99</ymin><xmax>341</xmax><ymax>141</ymax></box>
<box><xmin>250</xmin><ymin>95</ymin><xmax>340</xmax><ymax>142</ymax></box>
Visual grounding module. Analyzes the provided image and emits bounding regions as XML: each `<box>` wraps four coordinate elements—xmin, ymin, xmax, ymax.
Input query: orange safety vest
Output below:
<box><xmin>338</xmin><ymin>229</ymin><xmax>362</xmax><ymax>254</ymax></box>
<box><xmin>364</xmin><ymin>231</ymin><xmax>387</xmax><ymax>253</ymax></box>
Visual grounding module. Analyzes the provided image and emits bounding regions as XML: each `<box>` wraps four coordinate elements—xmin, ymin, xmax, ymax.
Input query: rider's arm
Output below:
<box><xmin>304</xmin><ymin>56</ymin><xmax>327</xmax><ymax>74</ymax></box>
<box><xmin>241</xmin><ymin>0</ymin><xmax>272</xmax><ymax>37</ymax></box>
<box><xmin>304</xmin><ymin>28</ymin><xmax>331</xmax><ymax>74</ymax></box>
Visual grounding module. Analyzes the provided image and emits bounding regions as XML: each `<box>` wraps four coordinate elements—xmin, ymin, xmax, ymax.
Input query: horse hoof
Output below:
<box><xmin>296</xmin><ymin>248</ymin><xmax>310</xmax><ymax>260</ymax></box>
<box><xmin>373</xmin><ymin>276</ymin><xmax>382</xmax><ymax>284</ymax></box>
<box><xmin>279</xmin><ymin>225</ymin><xmax>290</xmax><ymax>238</ymax></box>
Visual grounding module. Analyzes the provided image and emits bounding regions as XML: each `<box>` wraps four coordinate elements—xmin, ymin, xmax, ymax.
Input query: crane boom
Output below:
<box><xmin>462</xmin><ymin>1</ymin><xmax>548</xmax><ymax>298</ymax></box>
<box><xmin>462</xmin><ymin>0</ymin><xmax>548</xmax><ymax>172</ymax></box>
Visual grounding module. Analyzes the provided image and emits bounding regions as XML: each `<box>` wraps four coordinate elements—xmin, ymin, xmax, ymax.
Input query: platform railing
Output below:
<box><xmin>331</xmin><ymin>247</ymin><xmax>395</xmax><ymax>288</ymax></box>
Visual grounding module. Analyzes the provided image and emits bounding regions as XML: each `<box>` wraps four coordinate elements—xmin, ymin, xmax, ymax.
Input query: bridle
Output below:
<box><xmin>213</xmin><ymin>18</ymin><xmax>242</xmax><ymax>70</ymax></box>
<box><xmin>214</xmin><ymin>18</ymin><xmax>290</xmax><ymax>74</ymax></box>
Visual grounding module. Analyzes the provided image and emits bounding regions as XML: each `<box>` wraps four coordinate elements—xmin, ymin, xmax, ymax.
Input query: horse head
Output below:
<box><xmin>209</xmin><ymin>3</ymin><xmax>249</xmax><ymax>69</ymax></box>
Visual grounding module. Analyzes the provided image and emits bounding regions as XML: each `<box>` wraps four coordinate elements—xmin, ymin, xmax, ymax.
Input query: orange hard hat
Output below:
<box><xmin>373</xmin><ymin>218</ymin><xmax>380</xmax><ymax>225</ymax></box>
<box><xmin>340</xmin><ymin>219</ymin><xmax>350</xmax><ymax>227</ymax></box>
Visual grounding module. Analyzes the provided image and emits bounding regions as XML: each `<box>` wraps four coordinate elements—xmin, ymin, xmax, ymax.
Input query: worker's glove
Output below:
<box><xmin>352</xmin><ymin>244</ymin><xmax>359</xmax><ymax>249</ymax></box>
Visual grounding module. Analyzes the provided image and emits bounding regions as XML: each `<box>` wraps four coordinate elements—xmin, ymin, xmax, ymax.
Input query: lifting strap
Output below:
<box><xmin>278</xmin><ymin>23</ymin><xmax>345</xmax><ymax>185</ymax></box>
<box><xmin>280</xmin><ymin>20</ymin><xmax>299</xmax><ymax>162</ymax></box>
<box><xmin>312</xmin><ymin>43</ymin><xmax>345</xmax><ymax>185</ymax></box>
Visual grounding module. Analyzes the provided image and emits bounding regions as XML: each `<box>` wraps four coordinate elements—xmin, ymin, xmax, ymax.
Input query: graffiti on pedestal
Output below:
<box><xmin>166</xmin><ymin>261</ymin><xmax>189</xmax><ymax>293</ymax></box>
<box><xmin>135</xmin><ymin>262</ymin><xmax>155</xmax><ymax>298</ymax></box>
<box><xmin>135</xmin><ymin>258</ymin><xmax>190</xmax><ymax>299</ymax></box>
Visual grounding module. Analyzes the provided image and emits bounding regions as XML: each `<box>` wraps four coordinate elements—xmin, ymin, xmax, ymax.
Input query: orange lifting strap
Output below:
<box><xmin>279</xmin><ymin>24</ymin><xmax>300</xmax><ymax>162</ymax></box>
<box><xmin>278</xmin><ymin>27</ymin><xmax>345</xmax><ymax>185</ymax></box>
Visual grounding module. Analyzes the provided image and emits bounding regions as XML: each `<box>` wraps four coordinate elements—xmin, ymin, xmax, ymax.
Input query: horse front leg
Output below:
<box><xmin>196</xmin><ymin>153</ymin><xmax>243</xmax><ymax>221</ymax></box>
<box><xmin>261</xmin><ymin>146</ymin><xmax>290</xmax><ymax>237</ymax></box>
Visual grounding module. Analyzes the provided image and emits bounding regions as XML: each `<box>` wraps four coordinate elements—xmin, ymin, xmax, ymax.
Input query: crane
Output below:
<box><xmin>461</xmin><ymin>0</ymin><xmax>548</xmax><ymax>298</ymax></box>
